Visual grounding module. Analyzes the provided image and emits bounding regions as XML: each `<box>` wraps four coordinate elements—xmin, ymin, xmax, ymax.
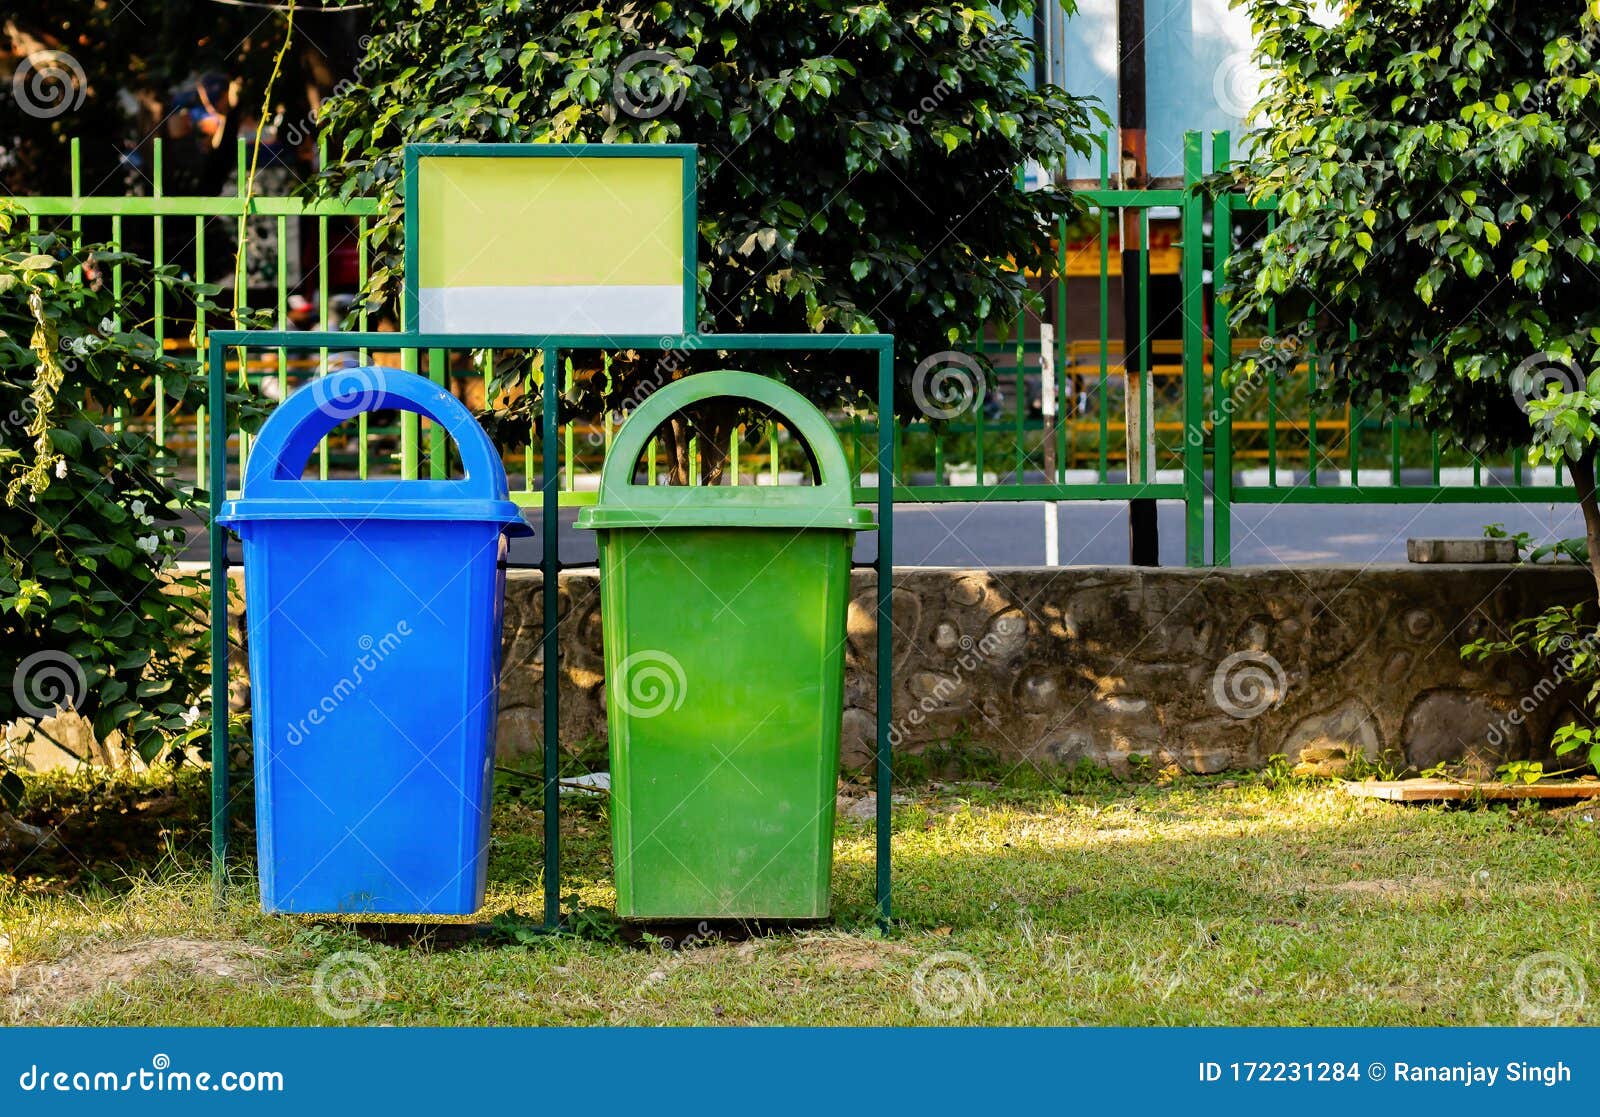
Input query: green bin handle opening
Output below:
<box><xmin>598</xmin><ymin>370</ymin><xmax>853</xmax><ymax>501</ymax></box>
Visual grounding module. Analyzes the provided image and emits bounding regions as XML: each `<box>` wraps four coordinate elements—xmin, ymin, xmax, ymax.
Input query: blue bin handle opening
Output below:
<box><xmin>243</xmin><ymin>367</ymin><xmax>509</xmax><ymax>499</ymax></box>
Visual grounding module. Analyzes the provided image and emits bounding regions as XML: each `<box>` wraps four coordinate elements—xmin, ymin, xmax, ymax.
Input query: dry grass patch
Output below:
<box><xmin>3</xmin><ymin>936</ymin><xmax>272</xmax><ymax>1023</ymax></box>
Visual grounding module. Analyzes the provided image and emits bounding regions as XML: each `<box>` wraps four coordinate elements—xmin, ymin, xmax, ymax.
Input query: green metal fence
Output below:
<box><xmin>9</xmin><ymin>131</ymin><xmax>1573</xmax><ymax>566</ymax></box>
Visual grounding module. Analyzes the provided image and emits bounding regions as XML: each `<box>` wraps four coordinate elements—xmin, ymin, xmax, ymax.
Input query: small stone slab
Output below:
<box><xmin>1345</xmin><ymin>778</ymin><xmax>1600</xmax><ymax>802</ymax></box>
<box><xmin>1406</xmin><ymin>537</ymin><xmax>1518</xmax><ymax>563</ymax></box>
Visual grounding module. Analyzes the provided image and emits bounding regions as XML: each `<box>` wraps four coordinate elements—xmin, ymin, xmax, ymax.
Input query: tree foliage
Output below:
<box><xmin>1225</xmin><ymin>0</ymin><xmax>1600</xmax><ymax>768</ymax></box>
<box><xmin>1222</xmin><ymin>0</ymin><xmax>1600</xmax><ymax>596</ymax></box>
<box><xmin>316</xmin><ymin>0</ymin><xmax>1102</xmax><ymax>434</ymax></box>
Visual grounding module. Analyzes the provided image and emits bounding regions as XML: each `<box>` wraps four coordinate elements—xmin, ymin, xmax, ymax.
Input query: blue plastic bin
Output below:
<box><xmin>218</xmin><ymin>367</ymin><xmax>526</xmax><ymax>915</ymax></box>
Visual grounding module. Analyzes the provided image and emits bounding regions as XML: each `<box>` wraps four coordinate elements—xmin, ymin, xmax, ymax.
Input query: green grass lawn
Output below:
<box><xmin>2</xmin><ymin>768</ymin><xmax>1596</xmax><ymax>1026</ymax></box>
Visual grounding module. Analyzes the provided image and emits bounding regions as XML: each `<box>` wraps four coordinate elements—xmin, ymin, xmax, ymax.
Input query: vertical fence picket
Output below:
<box><xmin>357</xmin><ymin>215</ymin><xmax>370</xmax><ymax>480</ymax></box>
<box><xmin>1306</xmin><ymin>336</ymin><xmax>1319</xmax><ymax>486</ymax></box>
<box><xmin>1138</xmin><ymin>205</ymin><xmax>1150</xmax><ymax>484</ymax></box>
<box><xmin>111</xmin><ymin>211</ymin><xmax>123</xmax><ymax>433</ymax></box>
<box><xmin>1013</xmin><ymin>310</ymin><xmax>1026</xmax><ymax>480</ymax></box>
<box><xmin>153</xmin><ymin>140</ymin><xmax>166</xmax><ymax>454</ymax></box>
<box><xmin>318</xmin><ymin>139</ymin><xmax>331</xmax><ymax>480</ymax></box>
<box><xmin>233</xmin><ymin>138</ymin><xmax>250</xmax><ymax>475</ymax></box>
<box><xmin>69</xmin><ymin>138</ymin><xmax>81</xmax><ymax>244</ymax></box>
<box><xmin>1097</xmin><ymin>133</ymin><xmax>1111</xmax><ymax>482</ymax></box>
<box><xmin>195</xmin><ymin>214</ymin><xmax>208</xmax><ymax>489</ymax></box>
<box><xmin>1053</xmin><ymin>207</ymin><xmax>1069</xmax><ymax>481</ymax></box>
<box><xmin>1210</xmin><ymin>131</ymin><xmax>1234</xmax><ymax>565</ymax></box>
<box><xmin>1181</xmin><ymin>133</ymin><xmax>1205</xmax><ymax>566</ymax></box>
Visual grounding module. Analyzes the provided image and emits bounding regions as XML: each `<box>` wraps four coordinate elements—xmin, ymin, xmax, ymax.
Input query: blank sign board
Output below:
<box><xmin>404</xmin><ymin>144</ymin><xmax>696</xmax><ymax>337</ymax></box>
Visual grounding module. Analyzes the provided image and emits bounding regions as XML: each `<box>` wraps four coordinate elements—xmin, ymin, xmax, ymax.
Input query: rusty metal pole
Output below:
<box><xmin>1119</xmin><ymin>0</ymin><xmax>1158</xmax><ymax>565</ymax></box>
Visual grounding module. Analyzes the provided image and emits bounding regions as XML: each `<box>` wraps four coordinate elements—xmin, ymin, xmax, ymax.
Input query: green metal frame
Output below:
<box><xmin>208</xmin><ymin>329</ymin><xmax>896</xmax><ymax>932</ymax></box>
<box><xmin>400</xmin><ymin>143</ymin><xmax>699</xmax><ymax>337</ymax></box>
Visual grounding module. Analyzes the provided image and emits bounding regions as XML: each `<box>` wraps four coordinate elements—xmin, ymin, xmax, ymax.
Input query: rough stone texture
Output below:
<box><xmin>1407</xmin><ymin>537</ymin><xmax>1520</xmax><ymax>564</ymax></box>
<box><xmin>1</xmin><ymin>710</ymin><xmax>144</xmax><ymax>772</ymax></box>
<box><xmin>1403</xmin><ymin>690</ymin><xmax>1521</xmax><ymax>774</ymax></box>
<box><xmin>231</xmin><ymin>564</ymin><xmax>1593</xmax><ymax>776</ymax></box>
<box><xmin>1281</xmin><ymin>697</ymin><xmax>1383</xmax><ymax>769</ymax></box>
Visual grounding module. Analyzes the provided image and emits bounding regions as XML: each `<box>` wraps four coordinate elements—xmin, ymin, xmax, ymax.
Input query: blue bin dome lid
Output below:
<box><xmin>216</xmin><ymin>367</ymin><xmax>526</xmax><ymax>529</ymax></box>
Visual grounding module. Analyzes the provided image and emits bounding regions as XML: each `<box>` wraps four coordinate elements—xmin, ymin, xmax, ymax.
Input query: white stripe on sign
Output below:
<box><xmin>417</xmin><ymin>285</ymin><xmax>684</xmax><ymax>335</ymax></box>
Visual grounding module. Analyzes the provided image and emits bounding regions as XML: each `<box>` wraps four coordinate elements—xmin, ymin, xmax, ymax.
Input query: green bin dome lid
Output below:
<box><xmin>575</xmin><ymin>371</ymin><xmax>875</xmax><ymax>534</ymax></box>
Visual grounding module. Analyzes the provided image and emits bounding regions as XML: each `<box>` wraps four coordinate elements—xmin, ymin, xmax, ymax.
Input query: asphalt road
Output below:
<box><xmin>185</xmin><ymin>499</ymin><xmax>1584</xmax><ymax>568</ymax></box>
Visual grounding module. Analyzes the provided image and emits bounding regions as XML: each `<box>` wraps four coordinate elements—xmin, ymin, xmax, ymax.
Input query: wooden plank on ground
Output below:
<box><xmin>1345</xmin><ymin>779</ymin><xmax>1600</xmax><ymax>803</ymax></box>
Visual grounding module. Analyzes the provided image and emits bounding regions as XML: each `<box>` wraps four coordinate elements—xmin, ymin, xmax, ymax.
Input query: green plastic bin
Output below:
<box><xmin>576</xmin><ymin>371</ymin><xmax>873</xmax><ymax>920</ymax></box>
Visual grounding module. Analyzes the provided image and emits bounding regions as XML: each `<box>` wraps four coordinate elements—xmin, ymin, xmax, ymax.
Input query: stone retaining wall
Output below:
<box><xmin>482</xmin><ymin>565</ymin><xmax>1591</xmax><ymax>776</ymax></box>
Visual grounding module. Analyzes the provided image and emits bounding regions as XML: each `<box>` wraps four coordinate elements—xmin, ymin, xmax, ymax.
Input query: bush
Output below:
<box><xmin>1</xmin><ymin>201</ymin><xmax>251</xmax><ymax>760</ymax></box>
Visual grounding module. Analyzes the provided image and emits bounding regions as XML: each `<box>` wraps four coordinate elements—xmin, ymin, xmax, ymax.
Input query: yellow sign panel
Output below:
<box><xmin>407</xmin><ymin>145</ymin><xmax>694</xmax><ymax>335</ymax></box>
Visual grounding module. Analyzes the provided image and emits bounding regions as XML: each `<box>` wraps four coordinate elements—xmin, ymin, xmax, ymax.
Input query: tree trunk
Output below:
<box><xmin>1565</xmin><ymin>447</ymin><xmax>1600</xmax><ymax>608</ymax></box>
<box><xmin>692</xmin><ymin>399</ymin><xmax>736</xmax><ymax>486</ymax></box>
<box><xmin>658</xmin><ymin>404</ymin><xmax>736</xmax><ymax>486</ymax></box>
